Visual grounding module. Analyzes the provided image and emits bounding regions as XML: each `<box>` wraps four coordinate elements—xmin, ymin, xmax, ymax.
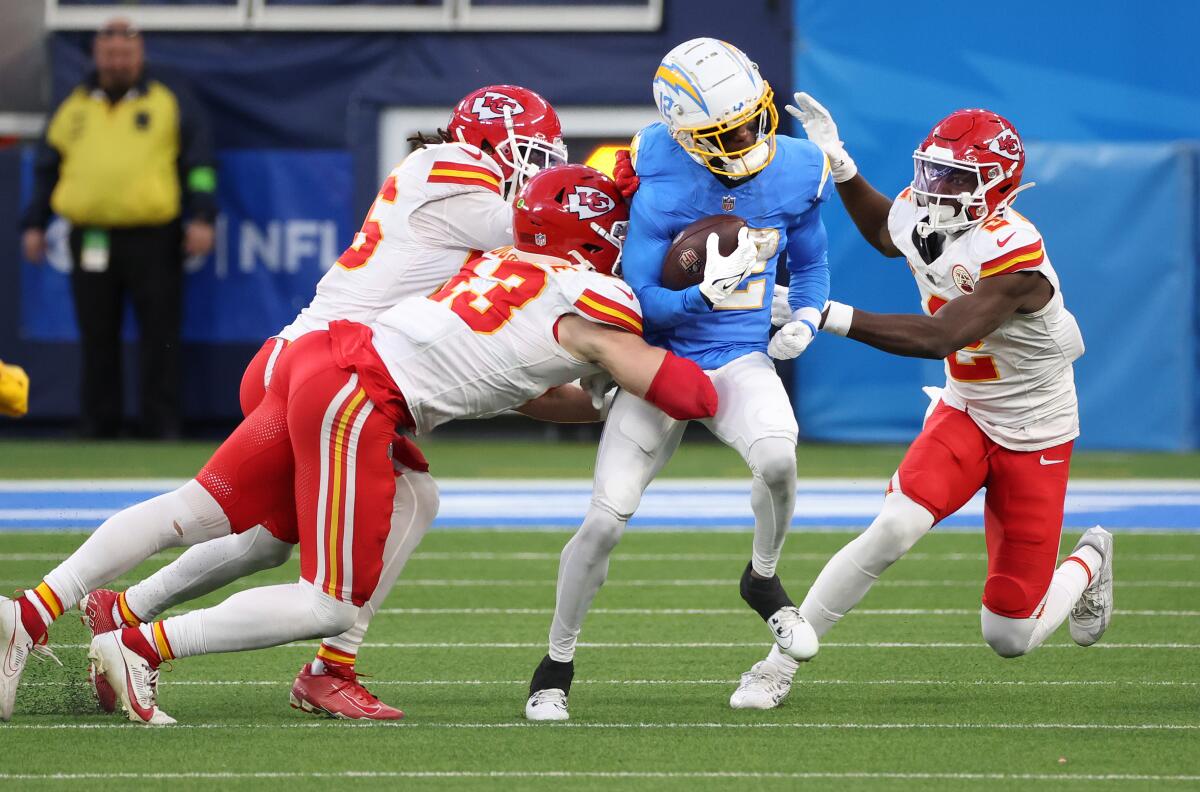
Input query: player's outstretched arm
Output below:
<box><xmin>822</xmin><ymin>272</ymin><xmax>1052</xmax><ymax>359</ymax></box>
<box><xmin>834</xmin><ymin>176</ymin><xmax>903</xmax><ymax>258</ymax></box>
<box><xmin>516</xmin><ymin>384</ymin><xmax>603</xmax><ymax>423</ymax></box>
<box><xmin>556</xmin><ymin>316</ymin><xmax>717</xmax><ymax>420</ymax></box>
<box><xmin>786</xmin><ymin>92</ymin><xmax>900</xmax><ymax>258</ymax></box>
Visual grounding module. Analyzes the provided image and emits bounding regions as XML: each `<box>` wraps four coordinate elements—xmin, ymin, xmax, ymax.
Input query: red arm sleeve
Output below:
<box><xmin>644</xmin><ymin>352</ymin><xmax>718</xmax><ymax>420</ymax></box>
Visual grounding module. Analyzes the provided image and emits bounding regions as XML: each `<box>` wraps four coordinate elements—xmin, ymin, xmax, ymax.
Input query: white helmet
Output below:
<box><xmin>651</xmin><ymin>38</ymin><xmax>778</xmax><ymax>178</ymax></box>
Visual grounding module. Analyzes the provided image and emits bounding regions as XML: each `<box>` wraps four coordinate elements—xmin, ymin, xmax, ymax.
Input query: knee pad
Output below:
<box><xmin>861</xmin><ymin>493</ymin><xmax>933</xmax><ymax>564</ymax></box>
<box><xmin>980</xmin><ymin>606</ymin><xmax>1035</xmax><ymax>658</ymax></box>
<box><xmin>590</xmin><ymin>478</ymin><xmax>643</xmax><ymax>522</ymax></box>
<box><xmin>308</xmin><ymin>586</ymin><xmax>359</xmax><ymax>636</ymax></box>
<box><xmin>242</xmin><ymin>527</ymin><xmax>295</xmax><ymax>570</ymax></box>
<box><xmin>398</xmin><ymin>470</ymin><xmax>440</xmax><ymax>516</ymax></box>
<box><xmin>577</xmin><ymin>508</ymin><xmax>626</xmax><ymax>554</ymax></box>
<box><xmin>748</xmin><ymin>437</ymin><xmax>797</xmax><ymax>492</ymax></box>
<box><xmin>983</xmin><ymin>573</ymin><xmax>1038</xmax><ymax>619</ymax></box>
<box><xmin>160</xmin><ymin>480</ymin><xmax>233</xmax><ymax>547</ymax></box>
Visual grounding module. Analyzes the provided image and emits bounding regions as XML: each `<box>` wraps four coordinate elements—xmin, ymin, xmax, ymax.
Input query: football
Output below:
<box><xmin>660</xmin><ymin>214</ymin><xmax>748</xmax><ymax>290</ymax></box>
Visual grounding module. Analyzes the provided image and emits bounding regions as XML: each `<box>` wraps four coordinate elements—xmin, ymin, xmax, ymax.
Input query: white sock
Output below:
<box><xmin>548</xmin><ymin>507</ymin><xmax>625</xmax><ymax>663</ymax></box>
<box><xmin>799</xmin><ymin>493</ymin><xmax>934</xmax><ymax>637</ymax></box>
<box><xmin>124</xmin><ymin>525</ymin><xmax>293</xmax><ymax>621</ymax></box>
<box><xmin>152</xmin><ymin>582</ymin><xmax>358</xmax><ymax>659</ymax></box>
<box><xmin>746</xmin><ymin>437</ymin><xmax>796</xmax><ymax>578</ymax></box>
<box><xmin>319</xmin><ymin>471</ymin><xmax>437</xmax><ymax>657</ymax></box>
<box><xmin>41</xmin><ymin>481</ymin><xmax>230</xmax><ymax>613</ymax></box>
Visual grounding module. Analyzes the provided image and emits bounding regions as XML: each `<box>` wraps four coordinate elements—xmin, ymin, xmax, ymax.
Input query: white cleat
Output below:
<box><xmin>0</xmin><ymin>596</ymin><xmax>34</xmax><ymax>721</ymax></box>
<box><xmin>767</xmin><ymin>606</ymin><xmax>819</xmax><ymax>661</ymax></box>
<box><xmin>525</xmin><ymin>688</ymin><xmax>569</xmax><ymax>721</ymax></box>
<box><xmin>730</xmin><ymin>659</ymin><xmax>792</xmax><ymax>710</ymax></box>
<box><xmin>88</xmin><ymin>632</ymin><xmax>175</xmax><ymax>725</ymax></box>
<box><xmin>1069</xmin><ymin>526</ymin><xmax>1114</xmax><ymax>647</ymax></box>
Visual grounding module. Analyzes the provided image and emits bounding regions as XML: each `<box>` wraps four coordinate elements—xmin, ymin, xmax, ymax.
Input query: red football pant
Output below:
<box><xmin>889</xmin><ymin>402</ymin><xmax>1074</xmax><ymax>619</ymax></box>
<box><xmin>238</xmin><ymin>336</ymin><xmax>429</xmax><ymax>546</ymax></box>
<box><xmin>199</xmin><ymin>332</ymin><xmax>397</xmax><ymax>605</ymax></box>
<box><xmin>240</xmin><ymin>337</ymin><xmax>289</xmax><ymax>417</ymax></box>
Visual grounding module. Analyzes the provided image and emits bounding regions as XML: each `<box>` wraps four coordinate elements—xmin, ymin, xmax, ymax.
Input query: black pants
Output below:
<box><xmin>68</xmin><ymin>221</ymin><xmax>183</xmax><ymax>439</ymax></box>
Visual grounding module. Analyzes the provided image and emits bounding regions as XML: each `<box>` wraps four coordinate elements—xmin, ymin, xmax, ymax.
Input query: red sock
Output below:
<box><xmin>17</xmin><ymin>597</ymin><xmax>48</xmax><ymax>643</ymax></box>
<box><xmin>120</xmin><ymin>626</ymin><xmax>163</xmax><ymax>669</ymax></box>
<box><xmin>315</xmin><ymin>642</ymin><xmax>356</xmax><ymax>677</ymax></box>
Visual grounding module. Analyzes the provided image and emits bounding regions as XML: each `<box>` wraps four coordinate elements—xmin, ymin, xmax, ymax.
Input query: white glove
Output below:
<box><xmin>770</xmin><ymin>284</ymin><xmax>791</xmax><ymax>328</ymax></box>
<box><xmin>786</xmin><ymin>92</ymin><xmax>857</xmax><ymax>183</ymax></box>
<box><xmin>580</xmin><ymin>371</ymin><xmax>616</xmax><ymax>412</ymax></box>
<box><xmin>699</xmin><ymin>227</ymin><xmax>757</xmax><ymax>307</ymax></box>
<box><xmin>768</xmin><ymin>320</ymin><xmax>815</xmax><ymax>360</ymax></box>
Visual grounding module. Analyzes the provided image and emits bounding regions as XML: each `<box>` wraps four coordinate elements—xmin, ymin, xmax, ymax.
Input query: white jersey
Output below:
<box><xmin>276</xmin><ymin>142</ymin><xmax>511</xmax><ymax>342</ymax></box>
<box><xmin>888</xmin><ymin>188</ymin><xmax>1085</xmax><ymax>451</ymax></box>
<box><xmin>370</xmin><ymin>248</ymin><xmax>644</xmax><ymax>434</ymax></box>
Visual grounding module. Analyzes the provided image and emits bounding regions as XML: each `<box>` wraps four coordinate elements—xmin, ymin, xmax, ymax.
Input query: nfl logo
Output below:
<box><xmin>721</xmin><ymin>195</ymin><xmax>736</xmax><ymax>212</ymax></box>
<box><xmin>534</xmin><ymin>232</ymin><xmax>547</xmax><ymax>247</ymax></box>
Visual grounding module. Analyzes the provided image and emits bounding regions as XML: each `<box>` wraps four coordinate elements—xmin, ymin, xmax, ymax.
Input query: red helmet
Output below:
<box><xmin>911</xmin><ymin>109</ymin><xmax>1025</xmax><ymax>234</ymax></box>
<box><xmin>512</xmin><ymin>164</ymin><xmax>629</xmax><ymax>276</ymax></box>
<box><xmin>447</xmin><ymin>85</ymin><xmax>567</xmax><ymax>201</ymax></box>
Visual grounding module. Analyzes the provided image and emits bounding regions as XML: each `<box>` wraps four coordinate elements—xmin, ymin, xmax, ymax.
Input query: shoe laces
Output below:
<box><xmin>30</xmin><ymin>640</ymin><xmax>63</xmax><ymax>668</ymax></box>
<box><xmin>530</xmin><ymin>689</ymin><xmax>567</xmax><ymax>707</ymax></box>
<box><xmin>740</xmin><ymin>664</ymin><xmax>788</xmax><ymax>690</ymax></box>
<box><xmin>324</xmin><ymin>665</ymin><xmax>383</xmax><ymax>703</ymax></box>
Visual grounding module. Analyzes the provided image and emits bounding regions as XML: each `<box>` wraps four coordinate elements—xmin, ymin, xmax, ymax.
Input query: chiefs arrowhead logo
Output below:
<box><xmin>988</xmin><ymin>127</ymin><xmax>1023</xmax><ymax>161</ymax></box>
<box><xmin>565</xmin><ymin>186</ymin><xmax>615</xmax><ymax>220</ymax></box>
<box><xmin>470</xmin><ymin>92</ymin><xmax>525</xmax><ymax>121</ymax></box>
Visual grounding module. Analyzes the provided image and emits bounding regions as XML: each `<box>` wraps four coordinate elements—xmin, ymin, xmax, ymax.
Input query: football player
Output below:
<box><xmin>524</xmin><ymin>38</ymin><xmax>831</xmax><ymax>721</ymax></box>
<box><xmin>76</xmin><ymin>84</ymin><xmax>568</xmax><ymax>720</ymax></box>
<box><xmin>0</xmin><ymin>165</ymin><xmax>720</xmax><ymax>725</ymax></box>
<box><xmin>730</xmin><ymin>96</ymin><xmax>1111</xmax><ymax>709</ymax></box>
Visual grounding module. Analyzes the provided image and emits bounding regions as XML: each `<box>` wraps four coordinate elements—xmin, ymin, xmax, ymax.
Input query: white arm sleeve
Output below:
<box><xmin>407</xmin><ymin>191</ymin><xmax>513</xmax><ymax>252</ymax></box>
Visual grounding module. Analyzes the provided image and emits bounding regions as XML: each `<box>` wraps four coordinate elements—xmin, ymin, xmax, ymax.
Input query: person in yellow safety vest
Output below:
<box><xmin>0</xmin><ymin>361</ymin><xmax>29</xmax><ymax>418</ymax></box>
<box><xmin>19</xmin><ymin>17</ymin><xmax>216</xmax><ymax>439</ymax></box>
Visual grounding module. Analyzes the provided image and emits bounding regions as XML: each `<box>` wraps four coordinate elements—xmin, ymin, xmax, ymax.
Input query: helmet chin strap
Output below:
<box><xmin>916</xmin><ymin>197</ymin><xmax>970</xmax><ymax>238</ymax></box>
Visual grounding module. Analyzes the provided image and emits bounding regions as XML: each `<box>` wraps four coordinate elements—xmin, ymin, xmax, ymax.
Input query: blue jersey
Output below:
<box><xmin>622</xmin><ymin>122</ymin><xmax>832</xmax><ymax>369</ymax></box>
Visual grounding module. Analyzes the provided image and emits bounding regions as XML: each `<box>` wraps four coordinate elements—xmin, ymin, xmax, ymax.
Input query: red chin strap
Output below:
<box><xmin>644</xmin><ymin>352</ymin><xmax>718</xmax><ymax>421</ymax></box>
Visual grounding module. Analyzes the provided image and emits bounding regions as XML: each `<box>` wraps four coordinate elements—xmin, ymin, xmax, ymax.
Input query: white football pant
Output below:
<box><xmin>547</xmin><ymin>352</ymin><xmax>798</xmax><ymax>662</ymax></box>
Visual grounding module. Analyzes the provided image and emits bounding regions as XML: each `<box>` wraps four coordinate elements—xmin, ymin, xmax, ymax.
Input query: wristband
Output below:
<box><xmin>792</xmin><ymin>306</ymin><xmax>822</xmax><ymax>333</ymax></box>
<box><xmin>822</xmin><ymin>301</ymin><xmax>854</xmax><ymax>336</ymax></box>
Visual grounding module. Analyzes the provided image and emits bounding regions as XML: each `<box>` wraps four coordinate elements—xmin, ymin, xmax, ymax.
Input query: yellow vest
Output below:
<box><xmin>47</xmin><ymin>81</ymin><xmax>182</xmax><ymax>227</ymax></box>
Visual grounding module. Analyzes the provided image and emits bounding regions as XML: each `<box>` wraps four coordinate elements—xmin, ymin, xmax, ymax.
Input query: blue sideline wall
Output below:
<box><xmin>791</xmin><ymin>0</ymin><xmax>1200</xmax><ymax>450</ymax></box>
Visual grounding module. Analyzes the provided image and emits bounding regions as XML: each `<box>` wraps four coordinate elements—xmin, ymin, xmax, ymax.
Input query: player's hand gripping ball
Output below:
<box><xmin>661</xmin><ymin>214</ymin><xmax>749</xmax><ymax>292</ymax></box>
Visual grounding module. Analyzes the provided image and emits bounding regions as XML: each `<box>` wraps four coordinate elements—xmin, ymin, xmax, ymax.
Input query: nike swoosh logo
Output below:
<box><xmin>1039</xmin><ymin>456</ymin><xmax>1065</xmax><ymax>465</ymax></box>
<box><xmin>613</xmin><ymin>285</ymin><xmax>634</xmax><ymax>300</ymax></box>
<box><xmin>462</xmin><ymin>148</ymin><xmax>484</xmax><ymax>161</ymax></box>
<box><xmin>997</xmin><ymin>232</ymin><xmax>1016</xmax><ymax>248</ymax></box>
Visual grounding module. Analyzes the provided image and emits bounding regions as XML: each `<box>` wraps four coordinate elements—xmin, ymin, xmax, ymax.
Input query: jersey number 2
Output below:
<box><xmin>927</xmin><ymin>295</ymin><xmax>1000</xmax><ymax>382</ymax></box>
<box><xmin>430</xmin><ymin>256</ymin><xmax>548</xmax><ymax>334</ymax></box>
<box><xmin>715</xmin><ymin>227</ymin><xmax>778</xmax><ymax>312</ymax></box>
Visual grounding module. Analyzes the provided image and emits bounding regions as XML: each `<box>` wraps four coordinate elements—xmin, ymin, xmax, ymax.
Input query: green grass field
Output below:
<box><xmin>3</xmin><ymin>531</ymin><xmax>1198</xmax><ymax>789</ymax></box>
<box><xmin>1</xmin><ymin>441</ymin><xmax>1198</xmax><ymax>789</ymax></box>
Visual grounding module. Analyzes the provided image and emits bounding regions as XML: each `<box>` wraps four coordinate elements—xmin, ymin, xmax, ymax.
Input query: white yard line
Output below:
<box><xmin>0</xmin><ymin>771</ymin><xmax>1198</xmax><ymax>782</ymax></box>
<box><xmin>2</xmin><ymin>721</ymin><xmax>1196</xmax><ymax>732</ymax></box>
<box><xmin>47</xmin><ymin>641</ymin><xmax>1200</xmax><ymax>650</ymax></box>
<box><xmin>375</xmin><ymin>607</ymin><xmax>1200</xmax><ymax>617</ymax></box>
<box><xmin>23</xmin><ymin>678</ymin><xmax>1199</xmax><ymax>688</ymax></box>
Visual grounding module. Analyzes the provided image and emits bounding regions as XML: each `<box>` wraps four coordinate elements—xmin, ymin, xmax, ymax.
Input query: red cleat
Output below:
<box><xmin>288</xmin><ymin>663</ymin><xmax>404</xmax><ymax>720</ymax></box>
<box><xmin>80</xmin><ymin>590</ymin><xmax>121</xmax><ymax>713</ymax></box>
